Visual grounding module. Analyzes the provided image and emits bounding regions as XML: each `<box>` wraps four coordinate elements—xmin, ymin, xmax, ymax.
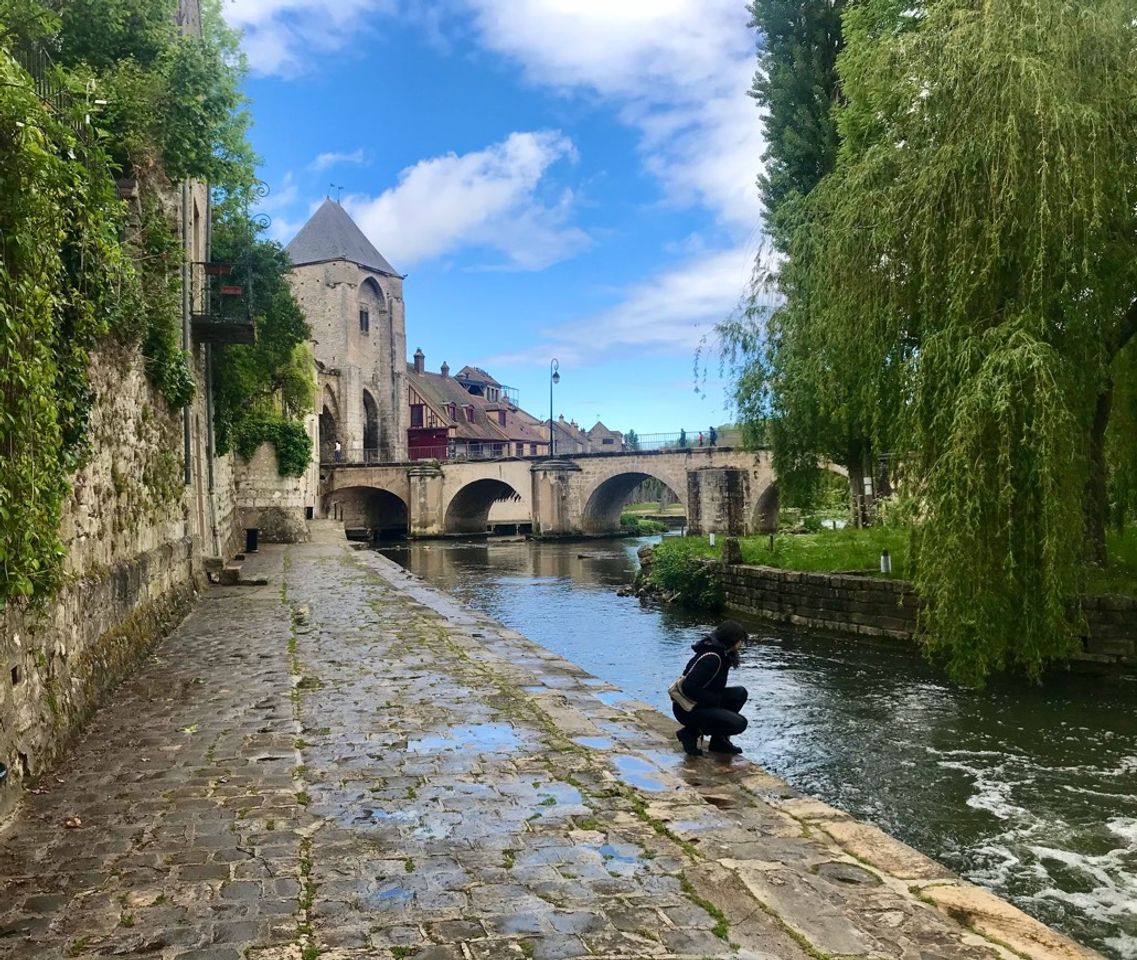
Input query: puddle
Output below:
<box><xmin>573</xmin><ymin>736</ymin><xmax>614</xmax><ymax>750</ymax></box>
<box><xmin>611</xmin><ymin>754</ymin><xmax>668</xmax><ymax>792</ymax></box>
<box><xmin>594</xmin><ymin>691</ymin><xmax>627</xmax><ymax>707</ymax></box>
<box><xmin>588</xmin><ymin>842</ymin><xmax>644</xmax><ymax>866</ymax></box>
<box><xmin>353</xmin><ymin>807</ymin><xmax>419</xmax><ymax>825</ymax></box>
<box><xmin>407</xmin><ymin>723</ymin><xmax>519</xmax><ymax>754</ymax></box>
<box><xmin>364</xmin><ymin>882</ymin><xmax>414</xmax><ymax>907</ymax></box>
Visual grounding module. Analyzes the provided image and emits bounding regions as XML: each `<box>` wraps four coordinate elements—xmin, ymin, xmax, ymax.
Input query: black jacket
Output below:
<box><xmin>678</xmin><ymin>636</ymin><xmax>734</xmax><ymax>708</ymax></box>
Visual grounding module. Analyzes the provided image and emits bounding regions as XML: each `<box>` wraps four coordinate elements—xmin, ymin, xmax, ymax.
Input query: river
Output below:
<box><xmin>378</xmin><ymin>535</ymin><xmax>1137</xmax><ymax>959</ymax></box>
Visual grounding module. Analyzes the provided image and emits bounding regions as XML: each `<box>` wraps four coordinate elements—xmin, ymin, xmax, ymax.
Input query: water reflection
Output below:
<box><xmin>379</xmin><ymin>537</ymin><xmax>1137</xmax><ymax>959</ymax></box>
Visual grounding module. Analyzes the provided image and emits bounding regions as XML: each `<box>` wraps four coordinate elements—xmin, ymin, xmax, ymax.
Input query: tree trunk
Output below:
<box><xmin>846</xmin><ymin>444</ymin><xmax>873</xmax><ymax>528</ymax></box>
<box><xmin>1084</xmin><ymin>386</ymin><xmax>1112</xmax><ymax>567</ymax></box>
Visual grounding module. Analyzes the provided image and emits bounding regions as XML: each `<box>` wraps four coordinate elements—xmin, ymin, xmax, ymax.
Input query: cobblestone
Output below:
<box><xmin>0</xmin><ymin>524</ymin><xmax>1100</xmax><ymax>960</ymax></box>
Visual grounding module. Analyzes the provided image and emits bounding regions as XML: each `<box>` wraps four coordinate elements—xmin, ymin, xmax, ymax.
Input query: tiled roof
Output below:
<box><xmin>285</xmin><ymin>199</ymin><xmax>399</xmax><ymax>276</ymax></box>
<box><xmin>407</xmin><ymin>365</ymin><xmax>549</xmax><ymax>447</ymax></box>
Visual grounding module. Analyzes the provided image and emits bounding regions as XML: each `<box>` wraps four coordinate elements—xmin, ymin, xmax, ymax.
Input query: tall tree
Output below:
<box><xmin>719</xmin><ymin>0</ymin><xmax>882</xmax><ymax>523</ymax></box>
<box><xmin>803</xmin><ymin>0</ymin><xmax>1137</xmax><ymax>682</ymax></box>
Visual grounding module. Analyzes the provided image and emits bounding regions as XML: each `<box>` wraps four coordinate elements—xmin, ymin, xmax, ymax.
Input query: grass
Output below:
<box><xmin>673</xmin><ymin>522</ymin><xmax>1137</xmax><ymax>597</ymax></box>
<box><xmin>1087</xmin><ymin>525</ymin><xmax>1137</xmax><ymax>597</ymax></box>
<box><xmin>623</xmin><ymin>501</ymin><xmax>685</xmax><ymax>515</ymax></box>
<box><xmin>738</xmin><ymin>526</ymin><xmax>908</xmax><ymax>577</ymax></box>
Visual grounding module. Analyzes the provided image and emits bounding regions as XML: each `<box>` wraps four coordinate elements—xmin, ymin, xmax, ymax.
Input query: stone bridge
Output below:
<box><xmin>322</xmin><ymin>447</ymin><xmax>778</xmax><ymax>538</ymax></box>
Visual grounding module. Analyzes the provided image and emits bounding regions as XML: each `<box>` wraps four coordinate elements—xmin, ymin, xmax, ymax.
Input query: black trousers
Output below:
<box><xmin>673</xmin><ymin>685</ymin><xmax>748</xmax><ymax>738</ymax></box>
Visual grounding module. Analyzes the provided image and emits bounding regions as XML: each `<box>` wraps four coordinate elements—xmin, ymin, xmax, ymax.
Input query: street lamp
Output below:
<box><xmin>549</xmin><ymin>358</ymin><xmax>560</xmax><ymax>458</ymax></box>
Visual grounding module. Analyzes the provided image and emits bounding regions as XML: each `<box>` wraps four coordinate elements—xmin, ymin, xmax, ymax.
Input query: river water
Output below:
<box><xmin>378</xmin><ymin>536</ymin><xmax>1137</xmax><ymax>959</ymax></box>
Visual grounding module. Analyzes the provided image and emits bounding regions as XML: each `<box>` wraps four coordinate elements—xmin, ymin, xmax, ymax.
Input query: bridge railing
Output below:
<box><xmin>632</xmin><ymin>430</ymin><xmax>724</xmax><ymax>451</ymax></box>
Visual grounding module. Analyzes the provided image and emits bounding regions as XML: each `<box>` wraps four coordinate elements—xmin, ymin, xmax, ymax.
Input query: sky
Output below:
<box><xmin>222</xmin><ymin>0</ymin><xmax>769</xmax><ymax>437</ymax></box>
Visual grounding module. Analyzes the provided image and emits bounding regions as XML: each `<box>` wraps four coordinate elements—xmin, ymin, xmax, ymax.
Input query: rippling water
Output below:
<box><xmin>379</xmin><ymin>536</ymin><xmax>1137</xmax><ymax>959</ymax></box>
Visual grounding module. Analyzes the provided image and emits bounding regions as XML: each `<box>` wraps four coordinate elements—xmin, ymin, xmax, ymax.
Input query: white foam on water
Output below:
<box><xmin>1103</xmin><ymin>932</ymin><xmax>1137</xmax><ymax>960</ymax></box>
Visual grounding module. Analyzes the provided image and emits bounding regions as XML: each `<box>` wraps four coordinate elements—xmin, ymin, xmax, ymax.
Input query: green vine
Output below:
<box><xmin>0</xmin><ymin>0</ymin><xmax>258</xmax><ymax>603</ymax></box>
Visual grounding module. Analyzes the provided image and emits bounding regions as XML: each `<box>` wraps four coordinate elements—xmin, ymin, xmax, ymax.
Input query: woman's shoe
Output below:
<box><xmin>676</xmin><ymin>727</ymin><xmax>703</xmax><ymax>756</ymax></box>
<box><xmin>708</xmin><ymin>736</ymin><xmax>743</xmax><ymax>755</ymax></box>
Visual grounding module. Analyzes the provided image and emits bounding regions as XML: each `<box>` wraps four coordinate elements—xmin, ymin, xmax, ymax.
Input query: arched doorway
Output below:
<box><xmin>444</xmin><ymin>479</ymin><xmax>523</xmax><ymax>535</ymax></box>
<box><xmin>319</xmin><ymin>386</ymin><xmax>339</xmax><ymax>463</ymax></box>
<box><xmin>582</xmin><ymin>472</ymin><xmax>684</xmax><ymax>534</ymax></box>
<box><xmin>362</xmin><ymin>389</ymin><xmax>380</xmax><ymax>460</ymax></box>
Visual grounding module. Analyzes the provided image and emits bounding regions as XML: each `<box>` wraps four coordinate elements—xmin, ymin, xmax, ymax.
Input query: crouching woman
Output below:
<box><xmin>669</xmin><ymin>620</ymin><xmax>748</xmax><ymax>756</ymax></box>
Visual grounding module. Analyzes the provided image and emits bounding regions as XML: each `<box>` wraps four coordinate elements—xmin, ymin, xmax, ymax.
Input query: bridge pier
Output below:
<box><xmin>531</xmin><ymin>460</ymin><xmax>583</xmax><ymax>537</ymax></box>
<box><xmin>408</xmin><ymin>462</ymin><xmax>445</xmax><ymax>537</ymax></box>
<box><xmin>688</xmin><ymin>466</ymin><xmax>751</xmax><ymax>537</ymax></box>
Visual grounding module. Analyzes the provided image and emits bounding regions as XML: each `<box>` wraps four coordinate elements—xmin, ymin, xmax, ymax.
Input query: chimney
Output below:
<box><xmin>441</xmin><ymin>361</ymin><xmax>450</xmax><ymax>377</ymax></box>
<box><xmin>413</xmin><ymin>348</ymin><xmax>425</xmax><ymax>374</ymax></box>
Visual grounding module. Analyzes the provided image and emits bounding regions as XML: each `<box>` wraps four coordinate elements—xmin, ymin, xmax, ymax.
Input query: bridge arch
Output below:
<box><xmin>581</xmin><ymin>471</ymin><xmax>685</xmax><ymax>535</ymax></box>
<box><xmin>327</xmin><ymin>484</ymin><xmax>408</xmax><ymax>539</ymax></box>
<box><xmin>445</xmin><ymin>478</ymin><xmax>523</xmax><ymax>535</ymax></box>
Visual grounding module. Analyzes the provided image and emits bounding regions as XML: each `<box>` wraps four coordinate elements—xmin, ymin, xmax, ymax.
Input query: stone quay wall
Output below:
<box><xmin>718</xmin><ymin>562</ymin><xmax>1137</xmax><ymax>666</ymax></box>
<box><xmin>0</xmin><ymin>345</ymin><xmax>240</xmax><ymax>819</ymax></box>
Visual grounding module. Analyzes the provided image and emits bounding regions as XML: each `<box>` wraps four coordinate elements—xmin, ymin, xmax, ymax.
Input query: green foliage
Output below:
<box><xmin>210</xmin><ymin>213</ymin><xmax>314</xmax><ymax>476</ymax></box>
<box><xmin>0</xmin><ymin>33</ymin><xmax>137</xmax><ymax>602</ymax></box>
<box><xmin>721</xmin><ymin>0</ymin><xmax>878</xmax><ymax>525</ymax></box>
<box><xmin>233</xmin><ymin>414</ymin><xmax>312</xmax><ymax>478</ymax></box>
<box><xmin>748</xmin><ymin>0</ymin><xmax>846</xmax><ymax>253</ymax></box>
<box><xmin>739</xmin><ymin>527</ymin><xmax>906</xmax><ymax>576</ymax></box>
<box><xmin>794</xmin><ymin>0</ymin><xmax>1137</xmax><ymax>682</ymax></box>
<box><xmin>619</xmin><ymin>514</ymin><xmax>668</xmax><ymax>535</ymax></box>
<box><xmin>643</xmin><ymin>538</ymin><xmax>723</xmax><ymax>611</ymax></box>
<box><xmin>0</xmin><ymin>0</ymin><xmax>258</xmax><ymax>603</ymax></box>
<box><xmin>624</xmin><ymin>428</ymin><xmax>639</xmax><ymax>450</ymax></box>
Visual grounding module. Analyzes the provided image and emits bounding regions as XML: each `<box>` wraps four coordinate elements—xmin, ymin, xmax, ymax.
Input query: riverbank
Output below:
<box><xmin>0</xmin><ymin>522</ymin><xmax>1105</xmax><ymax>960</ymax></box>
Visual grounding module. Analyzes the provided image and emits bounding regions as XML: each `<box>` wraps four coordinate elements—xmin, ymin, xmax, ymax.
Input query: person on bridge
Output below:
<box><xmin>668</xmin><ymin>620</ymin><xmax>748</xmax><ymax>756</ymax></box>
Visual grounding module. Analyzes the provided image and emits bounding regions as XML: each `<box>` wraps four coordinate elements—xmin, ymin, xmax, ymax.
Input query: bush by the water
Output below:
<box><xmin>620</xmin><ymin>513</ymin><xmax>669</xmax><ymax>535</ymax></box>
<box><xmin>639</xmin><ymin>537</ymin><xmax>723</xmax><ymax>610</ymax></box>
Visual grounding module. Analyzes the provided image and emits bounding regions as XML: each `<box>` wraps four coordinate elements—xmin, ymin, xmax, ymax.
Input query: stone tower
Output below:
<box><xmin>286</xmin><ymin>199</ymin><xmax>408</xmax><ymax>463</ymax></box>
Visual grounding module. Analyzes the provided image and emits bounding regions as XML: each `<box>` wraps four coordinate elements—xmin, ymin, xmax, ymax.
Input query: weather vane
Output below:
<box><xmin>328</xmin><ymin>183</ymin><xmax>344</xmax><ymax>202</ymax></box>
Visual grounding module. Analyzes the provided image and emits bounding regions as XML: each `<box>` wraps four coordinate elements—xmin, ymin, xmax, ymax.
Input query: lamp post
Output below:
<box><xmin>549</xmin><ymin>358</ymin><xmax>560</xmax><ymax>458</ymax></box>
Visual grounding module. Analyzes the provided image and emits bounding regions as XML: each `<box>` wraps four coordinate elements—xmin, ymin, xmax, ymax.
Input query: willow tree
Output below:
<box><xmin>807</xmin><ymin>0</ymin><xmax>1137</xmax><ymax>682</ymax></box>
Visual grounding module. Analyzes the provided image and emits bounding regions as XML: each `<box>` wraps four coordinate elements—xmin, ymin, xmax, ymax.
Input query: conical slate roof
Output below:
<box><xmin>285</xmin><ymin>198</ymin><xmax>399</xmax><ymax>276</ymax></box>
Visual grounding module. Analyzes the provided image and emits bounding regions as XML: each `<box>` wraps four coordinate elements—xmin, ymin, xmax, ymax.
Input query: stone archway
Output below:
<box><xmin>581</xmin><ymin>471</ymin><xmax>684</xmax><ymax>535</ymax></box>
<box><xmin>754</xmin><ymin>482</ymin><xmax>779</xmax><ymax>533</ymax></box>
<box><xmin>444</xmin><ymin>479</ymin><xmax>523</xmax><ymax>535</ymax></box>
<box><xmin>327</xmin><ymin>485</ymin><xmax>408</xmax><ymax>539</ymax></box>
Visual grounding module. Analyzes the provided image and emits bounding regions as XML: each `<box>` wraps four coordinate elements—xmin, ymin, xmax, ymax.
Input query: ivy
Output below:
<box><xmin>0</xmin><ymin>0</ymin><xmax>260</xmax><ymax>603</ymax></box>
<box><xmin>232</xmin><ymin>414</ymin><xmax>312</xmax><ymax>478</ymax></box>
<box><xmin>210</xmin><ymin>211</ymin><xmax>314</xmax><ymax>477</ymax></box>
<box><xmin>0</xmin><ymin>41</ymin><xmax>133</xmax><ymax>601</ymax></box>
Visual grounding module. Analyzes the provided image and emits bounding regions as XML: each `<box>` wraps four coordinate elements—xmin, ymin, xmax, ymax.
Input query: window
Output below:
<box><xmin>359</xmin><ymin>308</ymin><xmax>370</xmax><ymax>334</ymax></box>
<box><xmin>530</xmin><ymin>443</ymin><xmax>538</xmax><ymax>456</ymax></box>
<box><xmin>487</xmin><ymin>387</ymin><xmax>499</xmax><ymax>402</ymax></box>
<box><xmin>447</xmin><ymin>402</ymin><xmax>457</xmax><ymax>420</ymax></box>
<box><xmin>498</xmin><ymin>410</ymin><xmax>507</xmax><ymax>426</ymax></box>
<box><xmin>602</xmin><ymin>437</ymin><xmax>614</xmax><ymax>445</ymax></box>
<box><xmin>516</xmin><ymin>443</ymin><xmax>525</xmax><ymax>456</ymax></box>
<box><xmin>410</xmin><ymin>404</ymin><xmax>424</xmax><ymax>428</ymax></box>
<box><xmin>464</xmin><ymin>405</ymin><xmax>475</xmax><ymax>423</ymax></box>
<box><xmin>492</xmin><ymin>443</ymin><xmax>504</xmax><ymax>457</ymax></box>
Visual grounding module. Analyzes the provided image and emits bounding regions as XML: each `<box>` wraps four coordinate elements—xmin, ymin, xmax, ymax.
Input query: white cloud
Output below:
<box><xmin>309</xmin><ymin>149</ymin><xmax>370</xmax><ymax>172</ymax></box>
<box><xmin>457</xmin><ymin>0</ymin><xmax>765</xmax><ymax>231</ymax></box>
<box><xmin>343</xmin><ymin>131</ymin><xmax>589</xmax><ymax>269</ymax></box>
<box><xmin>220</xmin><ymin>0</ymin><xmax>396</xmax><ymax>75</ymax></box>
<box><xmin>483</xmin><ymin>243</ymin><xmax>758</xmax><ymax>366</ymax></box>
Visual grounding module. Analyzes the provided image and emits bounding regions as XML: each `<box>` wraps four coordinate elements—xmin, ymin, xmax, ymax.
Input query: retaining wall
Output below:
<box><xmin>719</xmin><ymin>562</ymin><xmax>1137</xmax><ymax>666</ymax></box>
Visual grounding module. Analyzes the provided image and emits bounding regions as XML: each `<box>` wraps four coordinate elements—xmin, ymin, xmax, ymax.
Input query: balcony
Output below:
<box><xmin>191</xmin><ymin>263</ymin><xmax>255</xmax><ymax>345</ymax></box>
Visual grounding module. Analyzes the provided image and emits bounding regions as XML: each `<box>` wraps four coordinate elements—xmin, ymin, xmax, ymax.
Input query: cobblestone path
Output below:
<box><xmin>0</xmin><ymin>526</ymin><xmax>1099</xmax><ymax>960</ymax></box>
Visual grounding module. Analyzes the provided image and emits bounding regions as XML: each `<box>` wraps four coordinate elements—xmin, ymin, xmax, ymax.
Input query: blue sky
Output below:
<box><xmin>223</xmin><ymin>0</ymin><xmax>768</xmax><ymax>436</ymax></box>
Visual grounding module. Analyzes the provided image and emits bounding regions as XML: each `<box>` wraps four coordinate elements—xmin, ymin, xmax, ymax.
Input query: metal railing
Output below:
<box><xmin>9</xmin><ymin>43</ymin><xmax>92</xmax><ymax>143</ymax></box>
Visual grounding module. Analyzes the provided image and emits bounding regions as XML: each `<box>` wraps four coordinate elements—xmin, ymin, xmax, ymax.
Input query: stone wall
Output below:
<box><xmin>232</xmin><ymin>432</ymin><xmax>319</xmax><ymax>544</ymax></box>
<box><xmin>1</xmin><ymin>346</ymin><xmax>241</xmax><ymax>818</ymax></box>
<box><xmin>719</xmin><ymin>563</ymin><xmax>1137</xmax><ymax>666</ymax></box>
